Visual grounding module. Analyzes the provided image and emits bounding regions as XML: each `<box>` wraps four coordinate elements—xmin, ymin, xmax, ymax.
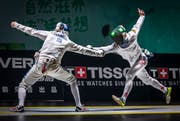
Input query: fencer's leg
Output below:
<box><xmin>9</xmin><ymin>86</ymin><xmax>27</xmax><ymax>112</ymax></box>
<box><xmin>113</xmin><ymin>56</ymin><xmax>148</xmax><ymax>106</ymax></box>
<box><xmin>10</xmin><ymin>64</ymin><xmax>43</xmax><ymax>112</ymax></box>
<box><xmin>47</xmin><ymin>66</ymin><xmax>86</xmax><ymax>109</ymax></box>
<box><xmin>70</xmin><ymin>81</ymin><xmax>82</xmax><ymax>107</ymax></box>
<box><xmin>121</xmin><ymin>70</ymin><xmax>136</xmax><ymax>102</ymax></box>
<box><xmin>18</xmin><ymin>65</ymin><xmax>43</xmax><ymax>105</ymax></box>
<box><xmin>137</xmin><ymin>69</ymin><xmax>172</xmax><ymax>104</ymax></box>
<box><xmin>69</xmin><ymin>79</ymin><xmax>87</xmax><ymax>112</ymax></box>
<box><xmin>48</xmin><ymin>65</ymin><xmax>87</xmax><ymax>111</ymax></box>
<box><xmin>137</xmin><ymin>69</ymin><xmax>167</xmax><ymax>93</ymax></box>
<box><xmin>122</xmin><ymin>57</ymin><xmax>147</xmax><ymax>102</ymax></box>
<box><xmin>18</xmin><ymin>87</ymin><xmax>26</xmax><ymax>106</ymax></box>
<box><xmin>112</xmin><ymin>68</ymin><xmax>139</xmax><ymax>107</ymax></box>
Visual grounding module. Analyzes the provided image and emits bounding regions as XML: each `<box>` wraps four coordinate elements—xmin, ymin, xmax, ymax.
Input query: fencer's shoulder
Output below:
<box><xmin>51</xmin><ymin>31</ymin><xmax>68</xmax><ymax>37</ymax></box>
<box><xmin>67</xmin><ymin>39</ymin><xmax>76</xmax><ymax>45</ymax></box>
<box><xmin>51</xmin><ymin>31</ymin><xmax>60</xmax><ymax>34</ymax></box>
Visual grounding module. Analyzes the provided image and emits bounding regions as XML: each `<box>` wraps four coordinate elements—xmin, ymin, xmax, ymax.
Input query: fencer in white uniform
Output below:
<box><xmin>10</xmin><ymin>21</ymin><xmax>104</xmax><ymax>112</ymax></box>
<box><xmin>89</xmin><ymin>8</ymin><xmax>172</xmax><ymax>107</ymax></box>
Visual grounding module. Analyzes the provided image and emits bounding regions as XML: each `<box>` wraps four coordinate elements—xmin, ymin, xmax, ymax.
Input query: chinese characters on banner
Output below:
<box><xmin>23</xmin><ymin>0</ymin><xmax>88</xmax><ymax>32</ymax></box>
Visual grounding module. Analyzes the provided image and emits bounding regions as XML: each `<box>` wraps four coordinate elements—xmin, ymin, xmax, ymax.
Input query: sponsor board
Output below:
<box><xmin>0</xmin><ymin>51</ymin><xmax>180</xmax><ymax>102</ymax></box>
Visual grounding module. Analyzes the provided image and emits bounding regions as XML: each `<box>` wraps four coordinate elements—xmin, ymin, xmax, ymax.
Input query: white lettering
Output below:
<box><xmin>23</xmin><ymin>58</ymin><xmax>33</xmax><ymax>68</ymax></box>
<box><xmin>103</xmin><ymin>67</ymin><xmax>112</xmax><ymax>79</ymax></box>
<box><xmin>0</xmin><ymin>57</ymin><xmax>34</xmax><ymax>69</ymax></box>
<box><xmin>86</xmin><ymin>80</ymin><xmax>113</xmax><ymax>86</ymax></box>
<box><xmin>169</xmin><ymin>68</ymin><xmax>178</xmax><ymax>79</ymax></box>
<box><xmin>12</xmin><ymin>58</ymin><xmax>22</xmax><ymax>68</ymax></box>
<box><xmin>150</xmin><ymin>69</ymin><xmax>157</xmax><ymax>77</ymax></box>
<box><xmin>113</xmin><ymin>67</ymin><xmax>122</xmax><ymax>79</ymax></box>
<box><xmin>87</xmin><ymin>67</ymin><xmax>98</xmax><ymax>78</ymax></box>
<box><xmin>0</xmin><ymin>58</ymin><xmax>11</xmax><ymax>68</ymax></box>
<box><xmin>98</xmin><ymin>67</ymin><xmax>103</xmax><ymax>78</ymax></box>
<box><xmin>66</xmin><ymin>68</ymin><xmax>74</xmax><ymax>74</ymax></box>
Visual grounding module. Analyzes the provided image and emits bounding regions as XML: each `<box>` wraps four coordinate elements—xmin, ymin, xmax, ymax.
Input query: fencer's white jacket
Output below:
<box><xmin>94</xmin><ymin>16</ymin><xmax>145</xmax><ymax>66</ymax></box>
<box><xmin>14</xmin><ymin>23</ymin><xmax>104</xmax><ymax>64</ymax></box>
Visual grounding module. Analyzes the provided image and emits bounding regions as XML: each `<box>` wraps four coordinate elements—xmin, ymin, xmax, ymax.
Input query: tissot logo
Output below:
<box><xmin>66</xmin><ymin>66</ymin><xmax>129</xmax><ymax>79</ymax></box>
<box><xmin>149</xmin><ymin>67</ymin><xmax>180</xmax><ymax>79</ymax></box>
<box><xmin>158</xmin><ymin>68</ymin><xmax>169</xmax><ymax>79</ymax></box>
<box><xmin>75</xmin><ymin>67</ymin><xmax>87</xmax><ymax>79</ymax></box>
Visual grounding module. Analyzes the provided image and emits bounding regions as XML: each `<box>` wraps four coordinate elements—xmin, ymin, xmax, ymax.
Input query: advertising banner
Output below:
<box><xmin>0</xmin><ymin>51</ymin><xmax>180</xmax><ymax>102</ymax></box>
<box><xmin>0</xmin><ymin>51</ymin><xmax>64</xmax><ymax>101</ymax></box>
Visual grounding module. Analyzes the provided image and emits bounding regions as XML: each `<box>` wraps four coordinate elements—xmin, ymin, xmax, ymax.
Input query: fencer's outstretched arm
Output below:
<box><xmin>87</xmin><ymin>43</ymin><xmax>116</xmax><ymax>55</ymax></box>
<box><xmin>10</xmin><ymin>21</ymin><xmax>49</xmax><ymax>41</ymax></box>
<box><xmin>130</xmin><ymin>8</ymin><xmax>145</xmax><ymax>35</ymax></box>
<box><xmin>69</xmin><ymin>42</ymin><xmax>104</xmax><ymax>57</ymax></box>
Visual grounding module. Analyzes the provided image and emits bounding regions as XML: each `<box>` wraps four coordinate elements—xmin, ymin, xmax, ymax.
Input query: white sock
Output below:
<box><xmin>18</xmin><ymin>87</ymin><xmax>26</xmax><ymax>106</ymax></box>
<box><xmin>70</xmin><ymin>82</ymin><xmax>82</xmax><ymax>107</ymax></box>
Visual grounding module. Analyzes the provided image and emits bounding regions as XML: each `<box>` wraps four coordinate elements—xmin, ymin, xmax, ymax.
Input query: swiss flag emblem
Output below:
<box><xmin>158</xmin><ymin>68</ymin><xmax>169</xmax><ymax>79</ymax></box>
<box><xmin>75</xmin><ymin>67</ymin><xmax>87</xmax><ymax>79</ymax></box>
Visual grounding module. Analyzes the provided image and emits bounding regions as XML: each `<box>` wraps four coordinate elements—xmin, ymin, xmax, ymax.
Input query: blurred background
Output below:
<box><xmin>0</xmin><ymin>0</ymin><xmax>180</xmax><ymax>53</ymax></box>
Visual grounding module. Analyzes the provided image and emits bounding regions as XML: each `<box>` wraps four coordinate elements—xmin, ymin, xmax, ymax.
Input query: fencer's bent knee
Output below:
<box><xmin>67</xmin><ymin>75</ymin><xmax>77</xmax><ymax>85</ymax></box>
<box><xmin>125</xmin><ymin>74</ymin><xmax>133</xmax><ymax>80</ymax></box>
<box><xmin>19</xmin><ymin>80</ymin><xmax>30</xmax><ymax>90</ymax></box>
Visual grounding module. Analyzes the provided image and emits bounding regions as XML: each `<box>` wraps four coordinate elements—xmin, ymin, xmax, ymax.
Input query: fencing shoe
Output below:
<box><xmin>75</xmin><ymin>106</ymin><xmax>88</xmax><ymax>112</ymax></box>
<box><xmin>165</xmin><ymin>87</ymin><xmax>172</xmax><ymax>104</ymax></box>
<box><xmin>10</xmin><ymin>105</ymin><xmax>24</xmax><ymax>112</ymax></box>
<box><xmin>112</xmin><ymin>95</ymin><xmax>125</xmax><ymax>107</ymax></box>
